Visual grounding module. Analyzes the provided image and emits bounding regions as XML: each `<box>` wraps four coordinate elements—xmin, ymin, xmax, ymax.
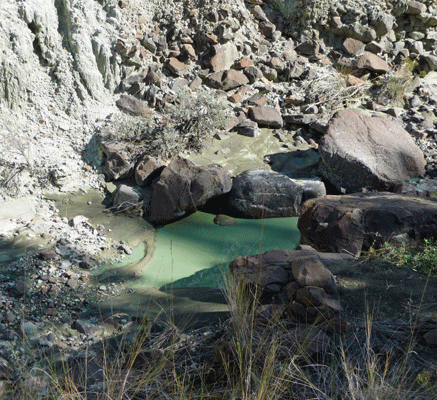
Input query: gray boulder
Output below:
<box><xmin>249</xmin><ymin>106</ymin><xmax>283</xmax><ymax>128</ymax></box>
<box><xmin>229</xmin><ymin>168</ymin><xmax>324</xmax><ymax>219</ymax></box>
<box><xmin>148</xmin><ymin>157</ymin><xmax>232</xmax><ymax>225</ymax></box>
<box><xmin>319</xmin><ymin>109</ymin><xmax>426</xmax><ymax>193</ymax></box>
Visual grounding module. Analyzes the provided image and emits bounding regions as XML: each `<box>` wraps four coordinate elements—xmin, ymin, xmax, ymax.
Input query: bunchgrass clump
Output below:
<box><xmin>373</xmin><ymin>57</ymin><xmax>418</xmax><ymax>107</ymax></box>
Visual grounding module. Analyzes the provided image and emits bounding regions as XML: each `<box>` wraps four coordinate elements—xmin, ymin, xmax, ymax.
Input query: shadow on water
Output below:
<box><xmin>93</xmin><ymin>211</ymin><xmax>301</xmax><ymax>327</ymax></box>
<box><xmin>96</xmin><ymin>211</ymin><xmax>301</xmax><ymax>289</ymax></box>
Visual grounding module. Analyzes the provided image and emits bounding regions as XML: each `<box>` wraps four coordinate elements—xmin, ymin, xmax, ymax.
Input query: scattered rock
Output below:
<box><xmin>206</xmin><ymin>42</ymin><xmax>239</xmax><ymax>72</ymax></box>
<box><xmin>249</xmin><ymin>106</ymin><xmax>283</xmax><ymax>128</ymax></box>
<box><xmin>356</xmin><ymin>52</ymin><xmax>390</xmax><ymax>73</ymax></box>
<box><xmin>135</xmin><ymin>156</ymin><xmax>165</xmax><ymax>187</ymax></box>
<box><xmin>116</xmin><ymin>95</ymin><xmax>153</xmax><ymax>117</ymax></box>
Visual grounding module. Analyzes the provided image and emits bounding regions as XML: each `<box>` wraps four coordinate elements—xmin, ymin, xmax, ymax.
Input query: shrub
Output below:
<box><xmin>111</xmin><ymin>88</ymin><xmax>229</xmax><ymax>160</ymax></box>
<box><xmin>383</xmin><ymin>238</ymin><xmax>437</xmax><ymax>276</ymax></box>
<box><xmin>156</xmin><ymin>88</ymin><xmax>229</xmax><ymax>158</ymax></box>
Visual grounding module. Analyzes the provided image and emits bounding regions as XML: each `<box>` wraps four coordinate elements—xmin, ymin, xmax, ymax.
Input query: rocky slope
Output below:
<box><xmin>2</xmin><ymin>0</ymin><xmax>437</xmax><ymax>204</ymax></box>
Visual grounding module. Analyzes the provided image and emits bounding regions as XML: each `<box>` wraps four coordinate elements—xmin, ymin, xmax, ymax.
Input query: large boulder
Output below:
<box><xmin>228</xmin><ymin>168</ymin><xmax>325</xmax><ymax>219</ymax></box>
<box><xmin>148</xmin><ymin>157</ymin><xmax>232</xmax><ymax>225</ymax></box>
<box><xmin>228</xmin><ymin>168</ymin><xmax>299</xmax><ymax>218</ymax></box>
<box><xmin>319</xmin><ymin>109</ymin><xmax>426</xmax><ymax>193</ymax></box>
<box><xmin>298</xmin><ymin>192</ymin><xmax>437</xmax><ymax>256</ymax></box>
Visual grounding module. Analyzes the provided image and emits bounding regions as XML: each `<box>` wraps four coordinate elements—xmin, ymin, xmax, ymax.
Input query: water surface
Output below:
<box><xmin>120</xmin><ymin>211</ymin><xmax>300</xmax><ymax>289</ymax></box>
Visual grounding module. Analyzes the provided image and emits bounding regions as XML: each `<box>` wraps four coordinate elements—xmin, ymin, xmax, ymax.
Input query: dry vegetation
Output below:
<box><xmin>4</xmin><ymin>267</ymin><xmax>437</xmax><ymax>400</ymax></box>
<box><xmin>110</xmin><ymin>88</ymin><xmax>229</xmax><ymax>160</ymax></box>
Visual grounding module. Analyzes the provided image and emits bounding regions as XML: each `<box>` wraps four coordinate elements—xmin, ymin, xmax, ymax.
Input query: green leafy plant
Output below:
<box><xmin>383</xmin><ymin>239</ymin><xmax>437</xmax><ymax>276</ymax></box>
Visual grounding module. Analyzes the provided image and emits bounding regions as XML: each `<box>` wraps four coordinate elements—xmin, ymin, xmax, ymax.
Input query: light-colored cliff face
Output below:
<box><xmin>0</xmin><ymin>0</ymin><xmax>125</xmax><ymax>199</ymax></box>
<box><xmin>1</xmin><ymin>0</ymin><xmax>121</xmax><ymax>109</ymax></box>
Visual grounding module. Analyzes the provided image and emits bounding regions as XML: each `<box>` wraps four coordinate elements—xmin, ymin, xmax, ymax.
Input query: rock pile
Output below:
<box><xmin>229</xmin><ymin>248</ymin><xmax>352</xmax><ymax>334</ymax></box>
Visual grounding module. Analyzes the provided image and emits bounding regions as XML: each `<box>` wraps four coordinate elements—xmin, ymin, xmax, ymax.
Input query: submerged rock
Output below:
<box><xmin>213</xmin><ymin>214</ymin><xmax>237</xmax><ymax>226</ymax></box>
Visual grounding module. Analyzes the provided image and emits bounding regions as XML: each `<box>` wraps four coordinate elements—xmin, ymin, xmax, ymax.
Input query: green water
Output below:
<box><xmin>131</xmin><ymin>212</ymin><xmax>300</xmax><ymax>289</ymax></box>
<box><xmin>47</xmin><ymin>190</ymin><xmax>300</xmax><ymax>292</ymax></box>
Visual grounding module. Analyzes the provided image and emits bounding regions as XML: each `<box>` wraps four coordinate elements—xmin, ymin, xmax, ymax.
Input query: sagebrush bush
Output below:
<box><xmin>157</xmin><ymin>88</ymin><xmax>229</xmax><ymax>158</ymax></box>
<box><xmin>111</xmin><ymin>88</ymin><xmax>229</xmax><ymax>160</ymax></box>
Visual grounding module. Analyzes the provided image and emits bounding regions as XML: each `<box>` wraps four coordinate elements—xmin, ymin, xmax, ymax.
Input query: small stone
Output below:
<box><xmin>213</xmin><ymin>214</ymin><xmax>237</xmax><ymax>226</ymax></box>
<box><xmin>342</xmin><ymin>38</ymin><xmax>365</xmax><ymax>56</ymax></box>
<box><xmin>249</xmin><ymin>106</ymin><xmax>283</xmax><ymax>128</ymax></box>
<box><xmin>5</xmin><ymin>313</ymin><xmax>15</xmax><ymax>323</ymax></box>
<box><xmin>215</xmin><ymin>148</ymin><xmax>231</xmax><ymax>155</ymax></box>
<box><xmin>167</xmin><ymin>58</ymin><xmax>189</xmax><ymax>76</ymax></box>
<box><xmin>73</xmin><ymin>319</ymin><xmax>102</xmax><ymax>335</ymax></box>
<box><xmin>236</xmin><ymin>119</ymin><xmax>261</xmax><ymax>137</ymax></box>
<box><xmin>423</xmin><ymin>329</ymin><xmax>437</xmax><ymax>347</ymax></box>
<box><xmin>45</xmin><ymin>308</ymin><xmax>59</xmax><ymax>316</ymax></box>
<box><xmin>119</xmin><ymin>243</ymin><xmax>133</xmax><ymax>255</ymax></box>
<box><xmin>21</xmin><ymin>321</ymin><xmax>38</xmax><ymax>335</ymax></box>
<box><xmin>116</xmin><ymin>95</ymin><xmax>152</xmax><ymax>117</ymax></box>
<box><xmin>346</xmin><ymin>74</ymin><xmax>364</xmax><ymax>87</ymax></box>
<box><xmin>14</xmin><ymin>281</ymin><xmax>28</xmax><ymax>296</ymax></box>
<box><xmin>79</xmin><ymin>258</ymin><xmax>93</xmax><ymax>270</ymax></box>
<box><xmin>60</xmin><ymin>315</ymin><xmax>73</xmax><ymax>324</ymax></box>
<box><xmin>39</xmin><ymin>249</ymin><xmax>60</xmax><ymax>261</ymax></box>
<box><xmin>233</xmin><ymin>58</ymin><xmax>253</xmax><ymax>70</ymax></box>
<box><xmin>142</xmin><ymin>38</ymin><xmax>156</xmax><ymax>53</ymax></box>
<box><xmin>356</xmin><ymin>52</ymin><xmax>390</xmax><ymax>73</ymax></box>
<box><xmin>66</xmin><ymin>279</ymin><xmax>79</xmax><ymax>289</ymax></box>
